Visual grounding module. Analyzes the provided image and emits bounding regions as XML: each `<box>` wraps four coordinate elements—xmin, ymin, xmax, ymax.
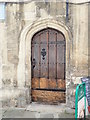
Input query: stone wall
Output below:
<box><xmin>0</xmin><ymin>1</ymin><xmax>89</xmax><ymax>108</ymax></box>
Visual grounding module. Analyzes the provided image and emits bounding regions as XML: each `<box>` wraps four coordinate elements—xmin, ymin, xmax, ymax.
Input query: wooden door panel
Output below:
<box><xmin>49</xmin><ymin>44</ymin><xmax>56</xmax><ymax>79</ymax></box>
<box><xmin>48</xmin><ymin>79</ymin><xmax>57</xmax><ymax>89</ymax></box>
<box><xmin>57</xmin><ymin>44</ymin><xmax>65</xmax><ymax>79</ymax></box>
<box><xmin>57</xmin><ymin>63</ymin><xmax>64</xmax><ymax>79</ymax></box>
<box><xmin>32</xmin><ymin>90</ymin><xmax>66</xmax><ymax>103</ymax></box>
<box><xmin>32</xmin><ymin>44</ymin><xmax>39</xmax><ymax>78</ymax></box>
<box><xmin>57</xmin><ymin>79</ymin><xmax>66</xmax><ymax>89</ymax></box>
<box><xmin>32</xmin><ymin>35</ymin><xmax>40</xmax><ymax>78</ymax></box>
<box><xmin>32</xmin><ymin>78</ymin><xmax>39</xmax><ymax>89</ymax></box>
<box><xmin>41</xmin><ymin>44</ymin><xmax>47</xmax><ymax>78</ymax></box>
<box><xmin>40</xmin><ymin>78</ymin><xmax>48</xmax><ymax>89</ymax></box>
<box><xmin>57</xmin><ymin>45</ymin><xmax>64</xmax><ymax>63</ymax></box>
<box><xmin>57</xmin><ymin>32</ymin><xmax>65</xmax><ymax>41</ymax></box>
<box><xmin>41</xmin><ymin>30</ymin><xmax>47</xmax><ymax>42</ymax></box>
<box><xmin>49</xmin><ymin>29</ymin><xmax>56</xmax><ymax>42</ymax></box>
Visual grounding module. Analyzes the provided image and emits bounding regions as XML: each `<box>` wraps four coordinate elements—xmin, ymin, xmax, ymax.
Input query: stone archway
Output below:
<box><xmin>17</xmin><ymin>18</ymin><xmax>72</xmax><ymax>104</ymax></box>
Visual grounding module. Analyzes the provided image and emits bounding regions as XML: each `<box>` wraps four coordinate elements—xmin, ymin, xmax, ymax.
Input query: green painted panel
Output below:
<box><xmin>75</xmin><ymin>82</ymin><xmax>86</xmax><ymax>119</ymax></box>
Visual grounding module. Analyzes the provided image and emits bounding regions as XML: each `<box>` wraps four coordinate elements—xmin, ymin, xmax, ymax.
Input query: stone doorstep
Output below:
<box><xmin>2</xmin><ymin>103</ymin><xmax>89</xmax><ymax>118</ymax></box>
<box><xmin>1</xmin><ymin>108</ymin><xmax>75</xmax><ymax>118</ymax></box>
<box><xmin>1</xmin><ymin>102</ymin><xmax>75</xmax><ymax>118</ymax></box>
<box><xmin>1</xmin><ymin>104</ymin><xmax>90</xmax><ymax>118</ymax></box>
<box><xmin>26</xmin><ymin>102</ymin><xmax>75</xmax><ymax>114</ymax></box>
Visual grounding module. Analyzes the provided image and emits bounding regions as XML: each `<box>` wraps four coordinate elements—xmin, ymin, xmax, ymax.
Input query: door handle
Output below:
<box><xmin>32</xmin><ymin>58</ymin><xmax>36</xmax><ymax>68</ymax></box>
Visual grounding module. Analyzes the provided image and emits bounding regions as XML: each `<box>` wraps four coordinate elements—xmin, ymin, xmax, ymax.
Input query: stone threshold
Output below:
<box><xmin>26</xmin><ymin>102</ymin><xmax>74</xmax><ymax>114</ymax></box>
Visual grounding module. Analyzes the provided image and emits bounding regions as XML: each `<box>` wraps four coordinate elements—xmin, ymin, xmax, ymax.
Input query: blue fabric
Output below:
<box><xmin>81</xmin><ymin>77</ymin><xmax>90</xmax><ymax>105</ymax></box>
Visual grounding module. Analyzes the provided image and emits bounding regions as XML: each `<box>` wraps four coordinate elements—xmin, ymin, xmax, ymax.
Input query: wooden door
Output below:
<box><xmin>31</xmin><ymin>28</ymin><xmax>66</xmax><ymax>104</ymax></box>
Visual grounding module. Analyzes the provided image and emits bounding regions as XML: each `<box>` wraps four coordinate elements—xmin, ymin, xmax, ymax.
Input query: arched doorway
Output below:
<box><xmin>31</xmin><ymin>28</ymin><xmax>66</xmax><ymax>104</ymax></box>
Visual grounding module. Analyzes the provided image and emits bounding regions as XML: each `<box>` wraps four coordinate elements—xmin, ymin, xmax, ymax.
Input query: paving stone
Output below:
<box><xmin>23</xmin><ymin>111</ymin><xmax>36</xmax><ymax>118</ymax></box>
<box><xmin>64</xmin><ymin>108</ymin><xmax>75</xmax><ymax>114</ymax></box>
<box><xmin>0</xmin><ymin>112</ymin><xmax>2</xmax><ymax>120</ymax></box>
<box><xmin>0</xmin><ymin>110</ymin><xmax>2</xmax><ymax>115</ymax></box>
<box><xmin>58</xmin><ymin>112</ymin><xmax>74</xmax><ymax>118</ymax></box>
<box><xmin>40</xmin><ymin>113</ymin><xmax>54</xmax><ymax>118</ymax></box>
<box><xmin>2</xmin><ymin>109</ymin><xmax>25</xmax><ymax>118</ymax></box>
<box><xmin>54</xmin><ymin>113</ymin><xmax>59</xmax><ymax>118</ymax></box>
<box><xmin>35</xmin><ymin>112</ymin><xmax>40</xmax><ymax>118</ymax></box>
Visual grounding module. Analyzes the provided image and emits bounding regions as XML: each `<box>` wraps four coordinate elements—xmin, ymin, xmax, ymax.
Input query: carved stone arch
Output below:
<box><xmin>17</xmin><ymin>18</ymin><xmax>72</xmax><ymax>103</ymax></box>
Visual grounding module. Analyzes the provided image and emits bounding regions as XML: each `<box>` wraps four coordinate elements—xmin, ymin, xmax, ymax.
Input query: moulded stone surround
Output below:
<box><xmin>17</xmin><ymin>18</ymin><xmax>72</xmax><ymax>105</ymax></box>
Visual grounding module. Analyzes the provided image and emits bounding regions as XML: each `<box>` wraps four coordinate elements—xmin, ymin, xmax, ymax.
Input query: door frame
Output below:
<box><xmin>17</xmin><ymin>18</ymin><xmax>72</xmax><ymax>104</ymax></box>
